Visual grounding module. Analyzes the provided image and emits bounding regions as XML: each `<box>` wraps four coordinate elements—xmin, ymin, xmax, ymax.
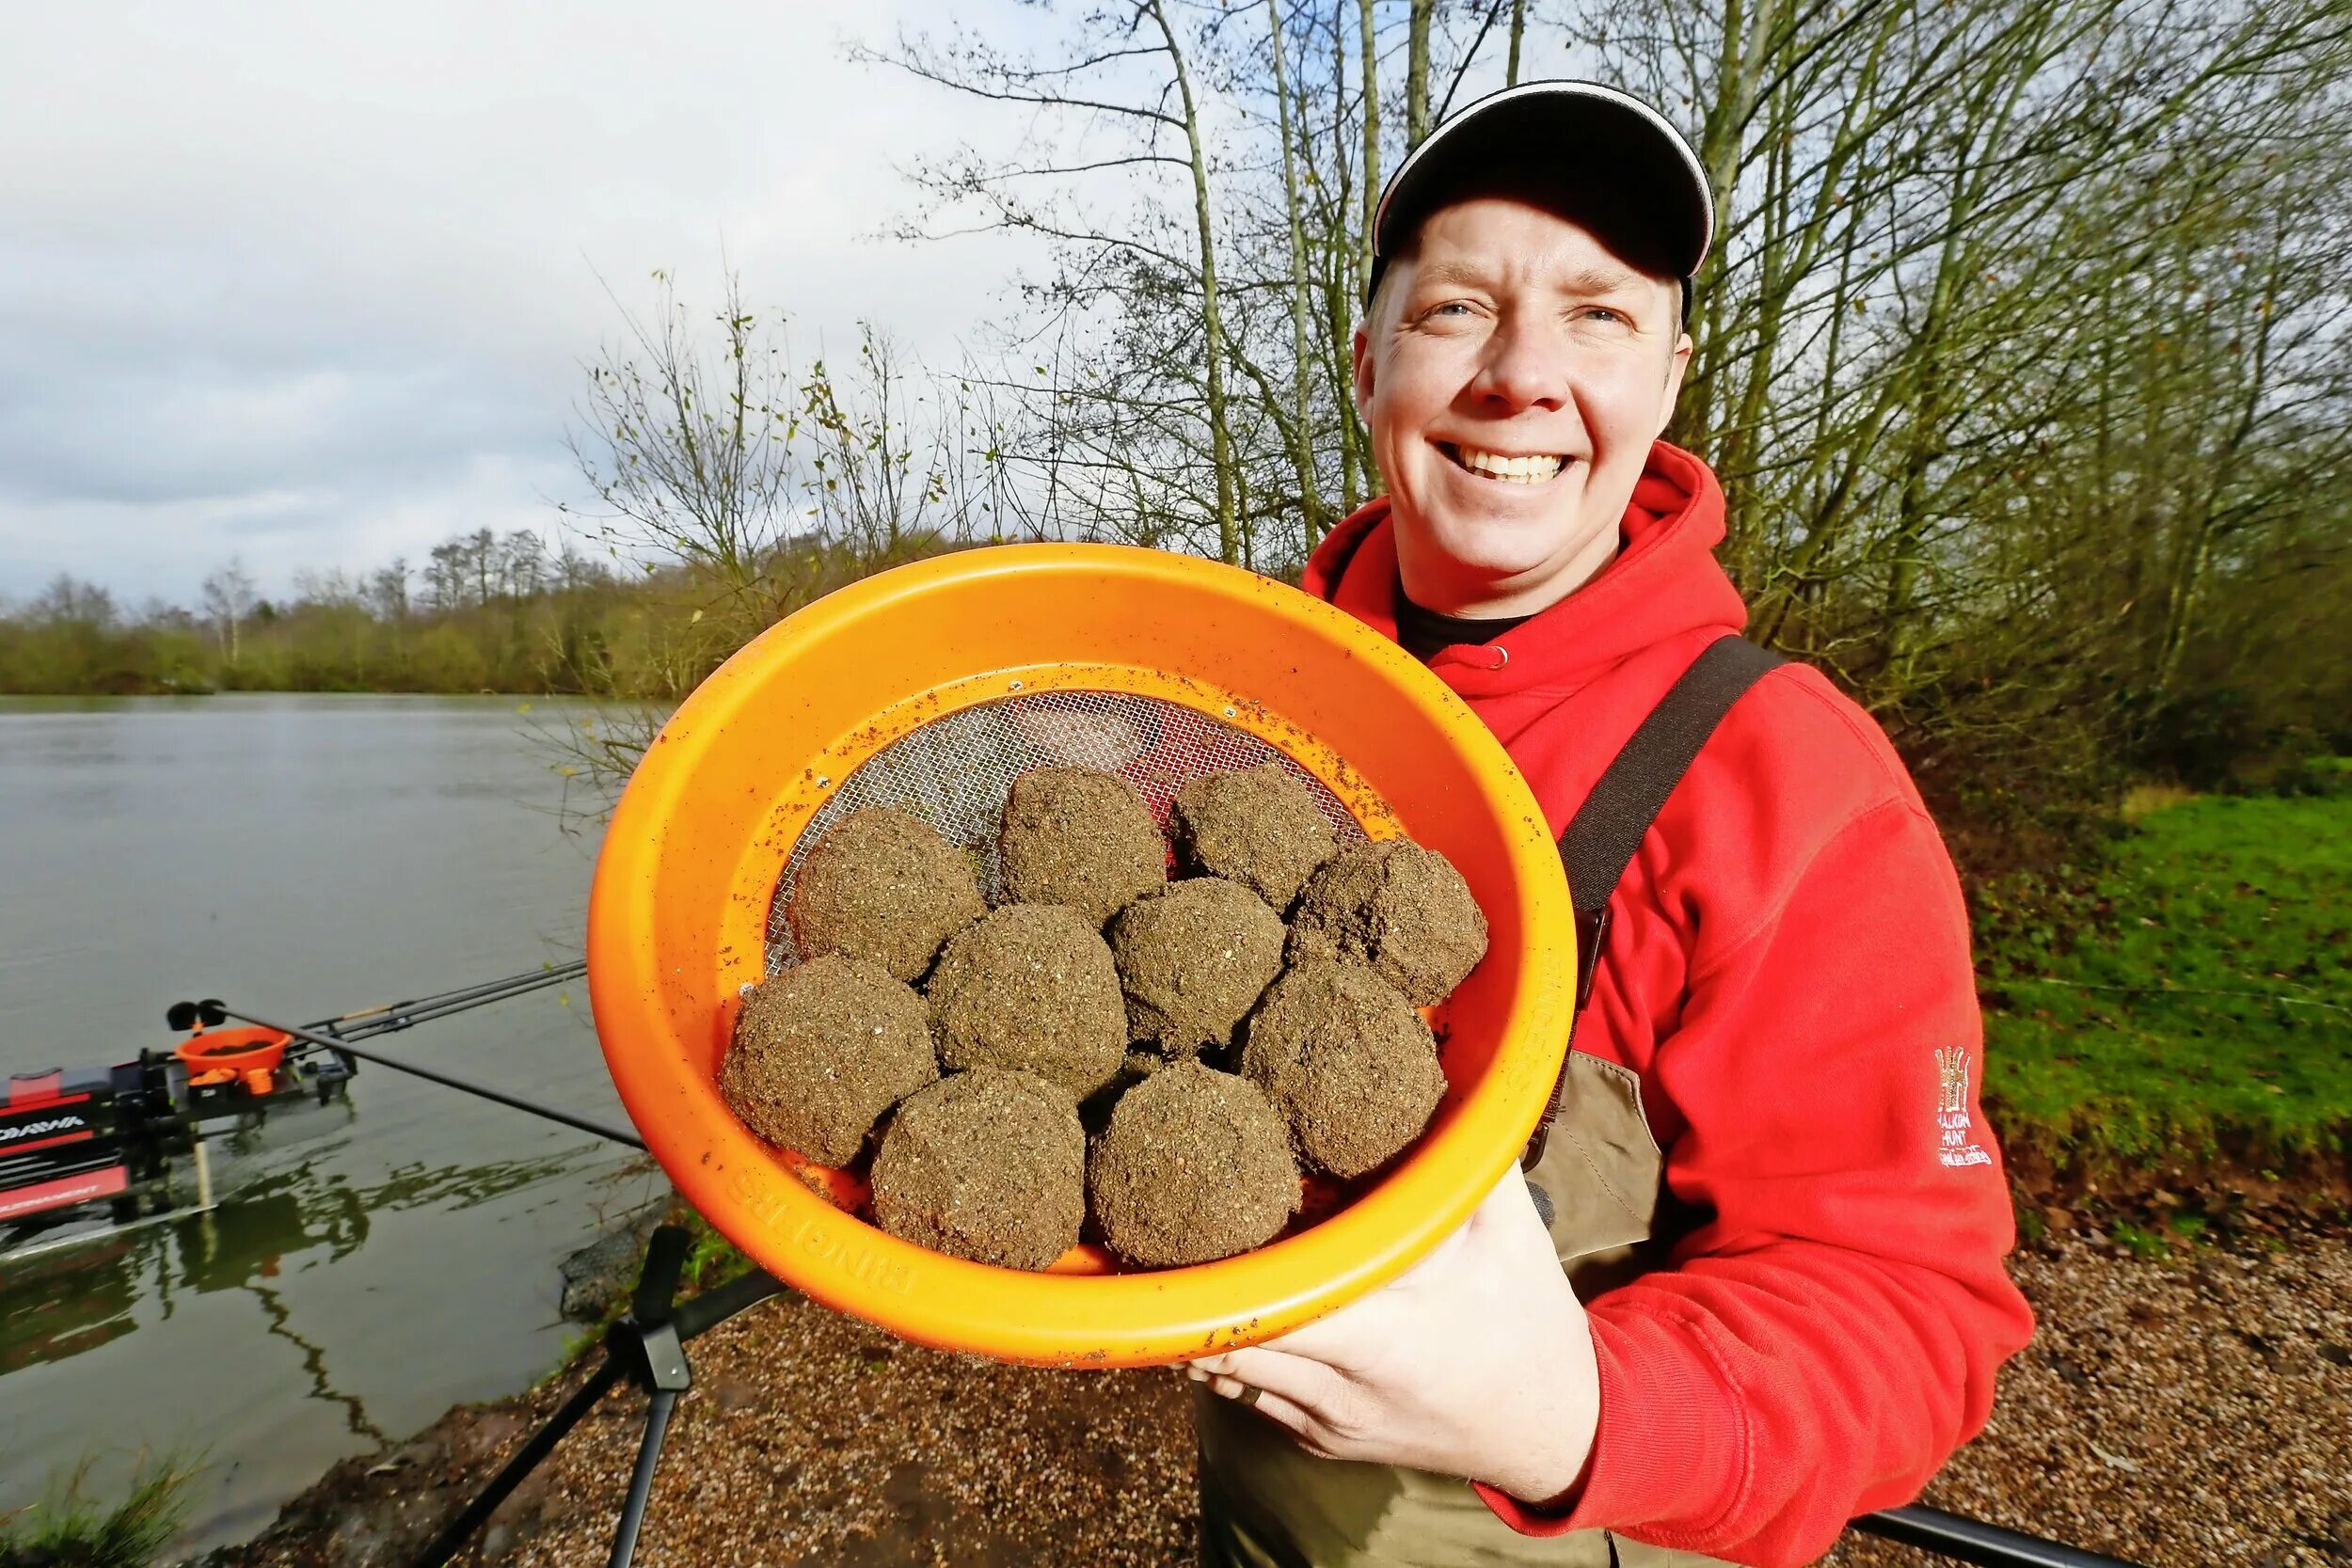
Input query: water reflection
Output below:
<box><xmin>0</xmin><ymin>1146</ymin><xmax>590</xmax><ymax>1390</ymax></box>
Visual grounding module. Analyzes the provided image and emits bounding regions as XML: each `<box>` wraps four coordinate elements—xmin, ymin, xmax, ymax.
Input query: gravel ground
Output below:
<box><xmin>230</xmin><ymin>1230</ymin><xmax>2349</xmax><ymax>1568</ymax></box>
<box><xmin>1830</xmin><ymin>1229</ymin><xmax>2352</xmax><ymax>1568</ymax></box>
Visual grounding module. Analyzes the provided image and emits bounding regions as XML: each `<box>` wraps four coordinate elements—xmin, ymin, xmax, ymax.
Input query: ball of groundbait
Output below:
<box><xmin>1286</xmin><ymin>839</ymin><xmax>1489</xmax><ymax>1006</ymax></box>
<box><xmin>1089</xmin><ymin>1060</ymin><xmax>1299</xmax><ymax>1268</ymax></box>
<box><xmin>869</xmin><ymin>1070</ymin><xmax>1085</xmax><ymax>1270</ymax></box>
<box><xmin>999</xmin><ymin>768</ymin><xmax>1168</xmax><ymax>927</ymax></box>
<box><xmin>787</xmin><ymin>807</ymin><xmax>986</xmax><ymax>982</ymax></box>
<box><xmin>1170</xmin><ymin>763</ymin><xmax>1337</xmax><ymax>911</ymax></box>
<box><xmin>1242</xmin><ymin>959</ymin><xmax>1445</xmax><ymax>1178</ymax></box>
<box><xmin>928</xmin><ymin>903</ymin><xmax>1127</xmax><ymax>1101</ymax></box>
<box><xmin>719</xmin><ymin>955</ymin><xmax>938</xmax><ymax>1167</ymax></box>
<box><xmin>1108</xmin><ymin>877</ymin><xmax>1286</xmax><ymax>1052</ymax></box>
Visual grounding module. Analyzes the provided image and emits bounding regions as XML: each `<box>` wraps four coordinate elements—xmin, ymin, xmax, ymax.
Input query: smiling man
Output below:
<box><xmin>1185</xmin><ymin>84</ymin><xmax>2034</xmax><ymax>1567</ymax></box>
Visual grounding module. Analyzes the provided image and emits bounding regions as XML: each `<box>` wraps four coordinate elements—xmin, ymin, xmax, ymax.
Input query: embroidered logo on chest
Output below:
<box><xmin>1934</xmin><ymin>1047</ymin><xmax>1992</xmax><ymax>1168</ymax></box>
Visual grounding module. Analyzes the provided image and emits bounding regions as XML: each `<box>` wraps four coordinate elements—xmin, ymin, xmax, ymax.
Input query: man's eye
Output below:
<box><xmin>1424</xmin><ymin>301</ymin><xmax>1475</xmax><ymax>319</ymax></box>
<box><xmin>1581</xmin><ymin>307</ymin><xmax>1629</xmax><ymax>325</ymax></box>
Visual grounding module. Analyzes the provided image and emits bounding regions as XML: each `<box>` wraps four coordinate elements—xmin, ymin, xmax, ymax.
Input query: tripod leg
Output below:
<box><xmin>604</xmin><ymin>1387</ymin><xmax>680</xmax><ymax>1568</ymax></box>
<box><xmin>407</xmin><ymin>1355</ymin><xmax>628</xmax><ymax>1568</ymax></box>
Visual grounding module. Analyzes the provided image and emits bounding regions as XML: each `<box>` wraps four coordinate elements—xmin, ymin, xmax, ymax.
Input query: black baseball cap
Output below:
<box><xmin>1367</xmin><ymin>81</ymin><xmax>1713</xmax><ymax>325</ymax></box>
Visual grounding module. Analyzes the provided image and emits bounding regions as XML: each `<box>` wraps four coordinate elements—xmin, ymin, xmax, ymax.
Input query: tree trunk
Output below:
<box><xmin>1406</xmin><ymin>0</ymin><xmax>1435</xmax><ymax>152</ymax></box>
<box><xmin>1506</xmin><ymin>0</ymin><xmax>1527</xmax><ymax>87</ymax></box>
<box><xmin>1879</xmin><ymin>215</ymin><xmax>1968</xmax><ymax>682</ymax></box>
<box><xmin>1357</xmin><ymin>0</ymin><xmax>1382</xmax><ymax>300</ymax></box>
<box><xmin>1151</xmin><ymin>0</ymin><xmax>1241</xmax><ymax>565</ymax></box>
<box><xmin>2157</xmin><ymin>275</ymin><xmax>2278</xmax><ymax>689</ymax></box>
<box><xmin>1267</xmin><ymin>0</ymin><xmax>1327</xmax><ymax>546</ymax></box>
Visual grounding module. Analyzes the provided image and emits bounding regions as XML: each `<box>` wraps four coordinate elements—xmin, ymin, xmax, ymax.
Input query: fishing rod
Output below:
<box><xmin>304</xmin><ymin>960</ymin><xmax>590</xmax><ymax>1045</ymax></box>
<box><xmin>199</xmin><ymin>957</ymin><xmax>644</xmax><ymax>1149</ymax></box>
<box><xmin>215</xmin><ymin>1006</ymin><xmax>643</xmax><ymax>1152</ymax></box>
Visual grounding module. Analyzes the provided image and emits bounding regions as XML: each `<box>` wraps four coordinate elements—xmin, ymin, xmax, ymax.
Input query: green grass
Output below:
<box><xmin>1975</xmin><ymin>786</ymin><xmax>2351</xmax><ymax>1175</ymax></box>
<box><xmin>0</xmin><ymin>1456</ymin><xmax>195</xmax><ymax>1568</ymax></box>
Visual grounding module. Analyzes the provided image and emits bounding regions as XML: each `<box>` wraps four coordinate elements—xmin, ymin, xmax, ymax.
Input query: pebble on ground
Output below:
<box><xmin>1241</xmin><ymin>958</ymin><xmax>1444</xmax><ymax>1179</ymax></box>
<box><xmin>1169</xmin><ymin>763</ymin><xmax>1336</xmax><ymax>912</ymax></box>
<box><xmin>1089</xmin><ymin>1059</ymin><xmax>1300</xmax><ymax>1268</ymax></box>
<box><xmin>718</xmin><ymin>955</ymin><xmax>937</xmax><ymax>1167</ymax></box>
<box><xmin>868</xmin><ymin>1069</ymin><xmax>1087</xmax><ymax>1271</ymax></box>
<box><xmin>1287</xmin><ymin>838</ymin><xmax>1489</xmax><ymax>1006</ymax></box>
<box><xmin>927</xmin><ymin>903</ymin><xmax>1128</xmax><ymax>1102</ymax></box>
<box><xmin>999</xmin><ymin>768</ymin><xmax>1168</xmax><ymax>927</ymax></box>
<box><xmin>787</xmin><ymin>807</ymin><xmax>987</xmax><ymax>982</ymax></box>
<box><xmin>1108</xmin><ymin>878</ymin><xmax>1287</xmax><ymax>1053</ymax></box>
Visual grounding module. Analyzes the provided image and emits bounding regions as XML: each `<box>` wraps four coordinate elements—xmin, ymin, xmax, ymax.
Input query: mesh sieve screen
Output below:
<box><xmin>764</xmin><ymin>690</ymin><xmax>1375</xmax><ymax>973</ymax></box>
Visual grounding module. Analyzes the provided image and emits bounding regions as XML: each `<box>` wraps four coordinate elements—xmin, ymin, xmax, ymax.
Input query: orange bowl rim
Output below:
<box><xmin>588</xmin><ymin>542</ymin><xmax>1574</xmax><ymax>1366</ymax></box>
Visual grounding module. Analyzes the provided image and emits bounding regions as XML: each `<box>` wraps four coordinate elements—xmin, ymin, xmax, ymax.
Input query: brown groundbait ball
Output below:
<box><xmin>1000</xmin><ymin>768</ymin><xmax>1168</xmax><ymax>927</ymax></box>
<box><xmin>1286</xmin><ymin>839</ymin><xmax>1490</xmax><ymax>1006</ymax></box>
<box><xmin>1108</xmin><ymin>878</ymin><xmax>1286</xmax><ymax>1052</ymax></box>
<box><xmin>788</xmin><ymin>807</ymin><xmax>987</xmax><ymax>982</ymax></box>
<box><xmin>1089</xmin><ymin>1060</ymin><xmax>1299</xmax><ymax>1268</ymax></box>
<box><xmin>928</xmin><ymin>903</ymin><xmax>1128</xmax><ymax>1101</ymax></box>
<box><xmin>1242</xmin><ymin>959</ymin><xmax>1446</xmax><ymax>1178</ymax></box>
<box><xmin>869</xmin><ymin>1070</ymin><xmax>1086</xmax><ymax>1271</ymax></box>
<box><xmin>719</xmin><ymin>955</ymin><xmax>938</xmax><ymax>1167</ymax></box>
<box><xmin>1171</xmin><ymin>762</ymin><xmax>1337</xmax><ymax>911</ymax></box>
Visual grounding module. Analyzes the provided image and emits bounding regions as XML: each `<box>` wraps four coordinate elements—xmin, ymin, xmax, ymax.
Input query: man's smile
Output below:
<box><xmin>1436</xmin><ymin>441</ymin><xmax>1571</xmax><ymax>484</ymax></box>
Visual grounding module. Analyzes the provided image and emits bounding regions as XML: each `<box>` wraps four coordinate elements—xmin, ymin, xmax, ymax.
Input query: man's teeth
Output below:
<box><xmin>1454</xmin><ymin>446</ymin><xmax>1563</xmax><ymax>483</ymax></box>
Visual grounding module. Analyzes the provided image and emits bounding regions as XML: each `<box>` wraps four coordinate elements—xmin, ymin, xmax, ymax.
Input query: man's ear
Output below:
<box><xmin>1351</xmin><ymin>322</ymin><xmax>1375</xmax><ymax>426</ymax></box>
<box><xmin>1655</xmin><ymin>331</ymin><xmax>1692</xmax><ymax>438</ymax></box>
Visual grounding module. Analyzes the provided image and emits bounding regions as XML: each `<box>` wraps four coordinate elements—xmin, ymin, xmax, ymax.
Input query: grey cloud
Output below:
<box><xmin>0</xmin><ymin>0</ymin><xmax>1056</xmax><ymax>603</ymax></box>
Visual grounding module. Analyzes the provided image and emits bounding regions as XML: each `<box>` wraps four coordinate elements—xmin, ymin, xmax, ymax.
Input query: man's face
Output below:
<box><xmin>1354</xmin><ymin>196</ymin><xmax>1691</xmax><ymax>616</ymax></box>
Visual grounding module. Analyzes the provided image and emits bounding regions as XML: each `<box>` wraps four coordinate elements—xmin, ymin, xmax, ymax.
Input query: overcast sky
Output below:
<box><xmin>0</xmin><ymin>1</ymin><xmax>1057</xmax><ymax>606</ymax></box>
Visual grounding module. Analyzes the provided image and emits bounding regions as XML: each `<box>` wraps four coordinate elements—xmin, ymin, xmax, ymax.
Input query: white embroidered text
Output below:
<box><xmin>1934</xmin><ymin>1046</ymin><xmax>1992</xmax><ymax>1168</ymax></box>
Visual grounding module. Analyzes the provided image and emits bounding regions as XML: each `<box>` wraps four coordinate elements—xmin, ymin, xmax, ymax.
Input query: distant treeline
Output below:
<box><xmin>0</xmin><ymin>528</ymin><xmax>898</xmax><ymax>699</ymax></box>
<box><xmin>16</xmin><ymin>0</ymin><xmax>2352</xmax><ymax>844</ymax></box>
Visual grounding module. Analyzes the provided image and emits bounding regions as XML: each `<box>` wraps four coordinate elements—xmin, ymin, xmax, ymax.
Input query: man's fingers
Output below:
<box><xmin>1202</xmin><ymin>1376</ymin><xmax>1322</xmax><ymax>1446</ymax></box>
<box><xmin>1225</xmin><ymin>1170</ymin><xmax>1540</xmax><ymax>1370</ymax></box>
<box><xmin>1190</xmin><ymin>1345</ymin><xmax>1343</xmax><ymax>1412</ymax></box>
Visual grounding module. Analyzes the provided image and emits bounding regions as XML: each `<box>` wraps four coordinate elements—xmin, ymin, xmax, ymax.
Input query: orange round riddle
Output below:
<box><xmin>587</xmin><ymin>543</ymin><xmax>1575</xmax><ymax>1368</ymax></box>
<box><xmin>174</xmin><ymin>1024</ymin><xmax>292</xmax><ymax>1077</ymax></box>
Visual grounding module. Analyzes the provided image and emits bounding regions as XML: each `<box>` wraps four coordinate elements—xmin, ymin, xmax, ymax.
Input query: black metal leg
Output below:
<box><xmin>1852</xmin><ymin>1505</ymin><xmax>2147</xmax><ymax>1567</ymax></box>
<box><xmin>408</xmin><ymin>1354</ymin><xmax>628</xmax><ymax>1568</ymax></box>
<box><xmin>605</xmin><ymin>1387</ymin><xmax>681</xmax><ymax>1568</ymax></box>
<box><xmin>401</xmin><ymin>1229</ymin><xmax>776</xmax><ymax>1568</ymax></box>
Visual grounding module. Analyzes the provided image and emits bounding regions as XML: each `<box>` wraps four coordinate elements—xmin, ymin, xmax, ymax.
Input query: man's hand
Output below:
<box><xmin>1186</xmin><ymin>1170</ymin><xmax>1600</xmax><ymax>1506</ymax></box>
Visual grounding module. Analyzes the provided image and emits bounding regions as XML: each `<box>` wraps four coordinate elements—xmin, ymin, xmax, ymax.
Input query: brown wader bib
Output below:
<box><xmin>1196</xmin><ymin>639</ymin><xmax>1783</xmax><ymax>1568</ymax></box>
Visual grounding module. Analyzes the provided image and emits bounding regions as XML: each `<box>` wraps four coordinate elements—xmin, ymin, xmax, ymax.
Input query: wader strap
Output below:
<box><xmin>1524</xmin><ymin>636</ymin><xmax>1786</xmax><ymax>1168</ymax></box>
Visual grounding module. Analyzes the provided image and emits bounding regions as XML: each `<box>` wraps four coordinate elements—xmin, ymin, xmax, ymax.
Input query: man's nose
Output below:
<box><xmin>1471</xmin><ymin>311</ymin><xmax>1572</xmax><ymax>413</ymax></box>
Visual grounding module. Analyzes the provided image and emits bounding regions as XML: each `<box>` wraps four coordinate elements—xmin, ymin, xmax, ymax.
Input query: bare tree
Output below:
<box><xmin>823</xmin><ymin>0</ymin><xmax>2347</xmax><ymax>792</ymax></box>
<box><xmin>31</xmin><ymin>575</ymin><xmax>117</xmax><ymax>626</ymax></box>
<box><xmin>562</xmin><ymin>270</ymin><xmax>803</xmax><ymax>618</ymax></box>
<box><xmin>200</xmin><ymin>558</ymin><xmax>257</xmax><ymax>666</ymax></box>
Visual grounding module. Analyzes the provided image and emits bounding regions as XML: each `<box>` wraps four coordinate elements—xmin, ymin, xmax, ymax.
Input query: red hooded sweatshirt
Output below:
<box><xmin>1300</xmin><ymin>442</ymin><xmax>2035</xmax><ymax>1566</ymax></box>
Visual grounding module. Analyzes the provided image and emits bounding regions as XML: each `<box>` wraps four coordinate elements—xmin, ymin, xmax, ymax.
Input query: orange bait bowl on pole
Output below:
<box><xmin>587</xmin><ymin>544</ymin><xmax>1574</xmax><ymax>1367</ymax></box>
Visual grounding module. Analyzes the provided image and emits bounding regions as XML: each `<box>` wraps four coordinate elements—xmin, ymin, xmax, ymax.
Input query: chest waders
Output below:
<box><xmin>1197</xmin><ymin>636</ymin><xmax>1786</xmax><ymax>1568</ymax></box>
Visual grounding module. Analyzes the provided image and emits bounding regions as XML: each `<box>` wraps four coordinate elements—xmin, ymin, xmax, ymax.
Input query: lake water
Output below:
<box><xmin>0</xmin><ymin>695</ymin><xmax>660</xmax><ymax>1551</ymax></box>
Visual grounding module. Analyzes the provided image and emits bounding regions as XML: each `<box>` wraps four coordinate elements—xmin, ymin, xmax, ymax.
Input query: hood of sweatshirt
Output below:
<box><xmin>1300</xmin><ymin>440</ymin><xmax>1748</xmax><ymax>703</ymax></box>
